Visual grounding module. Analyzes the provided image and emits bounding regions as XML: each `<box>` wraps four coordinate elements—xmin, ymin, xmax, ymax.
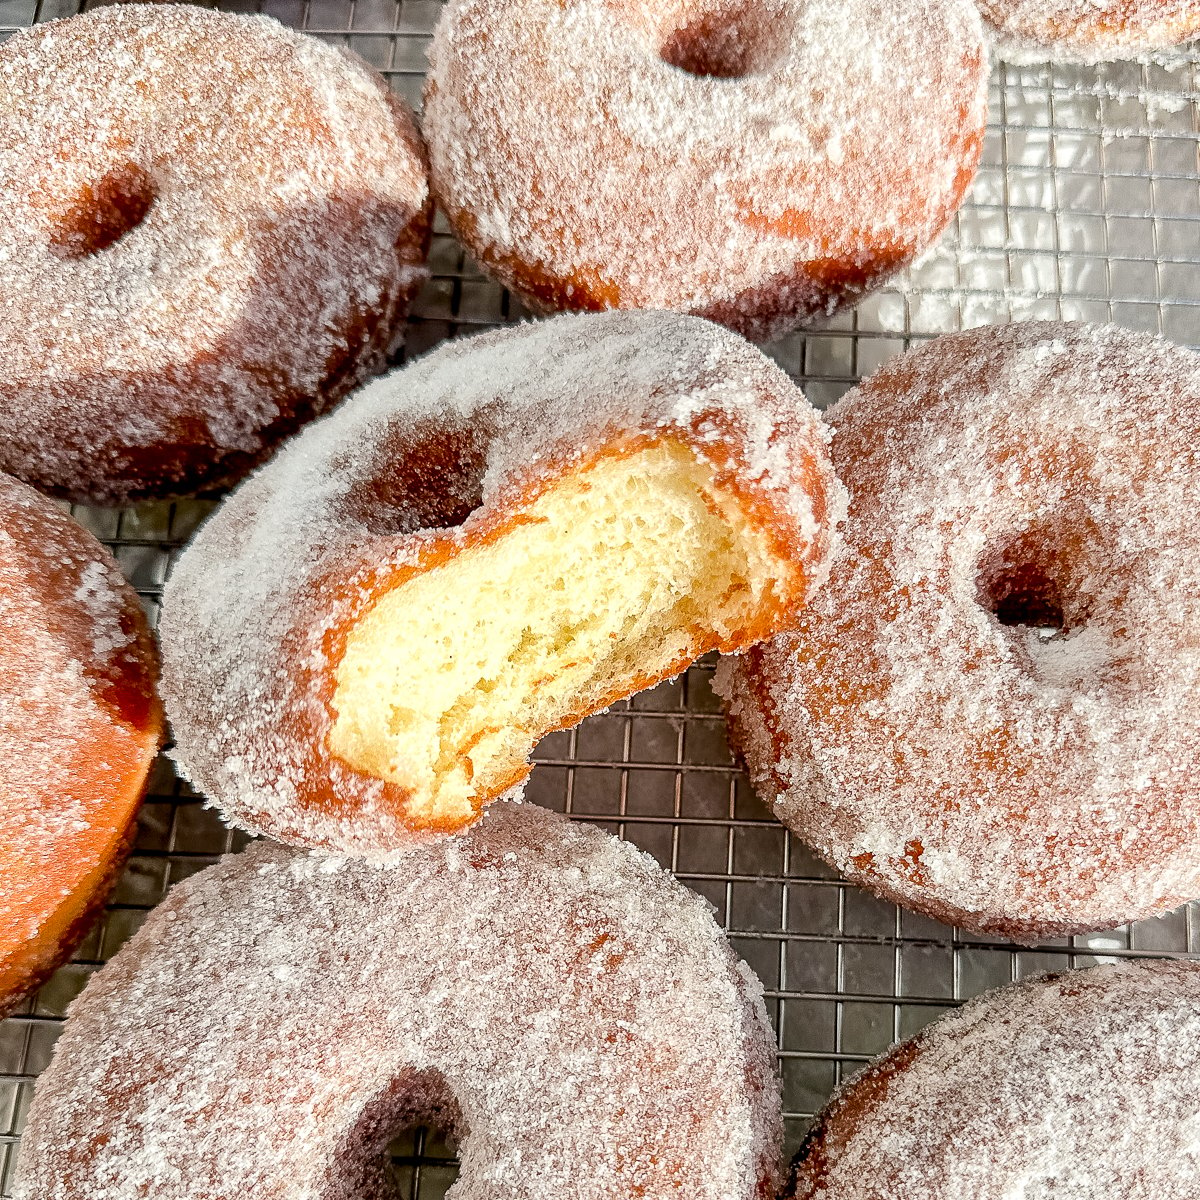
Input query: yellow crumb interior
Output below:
<box><xmin>328</xmin><ymin>440</ymin><xmax>785</xmax><ymax>824</ymax></box>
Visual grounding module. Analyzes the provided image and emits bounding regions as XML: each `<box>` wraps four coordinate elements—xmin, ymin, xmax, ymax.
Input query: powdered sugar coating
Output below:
<box><xmin>14</xmin><ymin>802</ymin><xmax>783</xmax><ymax>1200</ymax></box>
<box><xmin>0</xmin><ymin>473</ymin><xmax>161</xmax><ymax>1012</ymax></box>
<box><xmin>423</xmin><ymin>0</ymin><xmax>987</xmax><ymax>343</ymax></box>
<box><xmin>980</xmin><ymin>0</ymin><xmax>1200</xmax><ymax>59</ymax></box>
<box><xmin>160</xmin><ymin>311</ymin><xmax>843</xmax><ymax>858</ymax></box>
<box><xmin>716</xmin><ymin>321</ymin><xmax>1200</xmax><ymax>937</ymax></box>
<box><xmin>0</xmin><ymin>4</ymin><xmax>431</xmax><ymax>505</ymax></box>
<box><xmin>789</xmin><ymin>961</ymin><xmax>1200</xmax><ymax>1199</ymax></box>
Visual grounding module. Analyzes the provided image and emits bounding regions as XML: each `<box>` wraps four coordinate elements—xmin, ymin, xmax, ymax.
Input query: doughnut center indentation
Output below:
<box><xmin>658</xmin><ymin>1</ymin><xmax>788</xmax><ymax>78</ymax></box>
<box><xmin>987</xmin><ymin>560</ymin><xmax>1066</xmax><ymax>636</ymax></box>
<box><xmin>50</xmin><ymin>164</ymin><xmax>156</xmax><ymax>258</ymax></box>
<box><xmin>352</xmin><ymin>424</ymin><xmax>487</xmax><ymax>537</ymax></box>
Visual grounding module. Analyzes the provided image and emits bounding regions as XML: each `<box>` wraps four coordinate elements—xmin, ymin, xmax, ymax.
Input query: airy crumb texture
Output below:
<box><xmin>980</xmin><ymin>0</ymin><xmax>1200</xmax><ymax>58</ymax></box>
<box><xmin>0</xmin><ymin>474</ymin><xmax>161</xmax><ymax>1014</ymax></box>
<box><xmin>716</xmin><ymin>321</ymin><xmax>1200</xmax><ymax>938</ymax></box>
<box><xmin>789</xmin><ymin>961</ymin><xmax>1200</xmax><ymax>1200</ymax></box>
<box><xmin>14</xmin><ymin>803</ymin><xmax>784</xmax><ymax>1200</ymax></box>
<box><xmin>0</xmin><ymin>4</ymin><xmax>431</xmax><ymax>505</ymax></box>
<box><xmin>424</xmin><ymin>0</ymin><xmax>987</xmax><ymax>342</ymax></box>
<box><xmin>161</xmin><ymin>311</ymin><xmax>843</xmax><ymax>858</ymax></box>
<box><xmin>330</xmin><ymin>442</ymin><xmax>784</xmax><ymax>825</ymax></box>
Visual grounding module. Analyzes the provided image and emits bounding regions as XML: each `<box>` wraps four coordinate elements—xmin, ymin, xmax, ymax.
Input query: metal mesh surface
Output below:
<box><xmin>3</xmin><ymin>3</ymin><xmax>1200</xmax><ymax>1195</ymax></box>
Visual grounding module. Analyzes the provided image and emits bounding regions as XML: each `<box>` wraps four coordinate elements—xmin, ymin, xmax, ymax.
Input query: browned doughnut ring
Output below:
<box><xmin>0</xmin><ymin>4</ymin><xmax>431</xmax><ymax>504</ymax></box>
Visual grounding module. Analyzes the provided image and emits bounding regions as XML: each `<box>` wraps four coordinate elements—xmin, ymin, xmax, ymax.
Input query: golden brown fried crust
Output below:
<box><xmin>0</xmin><ymin>476</ymin><xmax>163</xmax><ymax>1011</ymax></box>
<box><xmin>278</xmin><ymin>430</ymin><xmax>834</xmax><ymax>841</ymax></box>
<box><xmin>0</xmin><ymin>809</ymin><xmax>141</xmax><ymax>1020</ymax></box>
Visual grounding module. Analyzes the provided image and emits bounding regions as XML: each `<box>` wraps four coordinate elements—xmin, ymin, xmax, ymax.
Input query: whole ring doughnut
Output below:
<box><xmin>424</xmin><ymin>0</ymin><xmax>988</xmax><ymax>341</ymax></box>
<box><xmin>15</xmin><ymin>803</ymin><xmax>784</xmax><ymax>1200</ymax></box>
<box><xmin>0</xmin><ymin>4</ymin><xmax>431</xmax><ymax>505</ymax></box>
<box><xmin>718</xmin><ymin>321</ymin><xmax>1200</xmax><ymax>938</ymax></box>
<box><xmin>0</xmin><ymin>473</ymin><xmax>161</xmax><ymax>1014</ymax></box>
<box><xmin>789</xmin><ymin>961</ymin><xmax>1200</xmax><ymax>1200</ymax></box>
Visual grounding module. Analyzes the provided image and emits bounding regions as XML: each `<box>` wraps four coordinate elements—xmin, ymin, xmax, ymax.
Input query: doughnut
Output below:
<box><xmin>788</xmin><ymin>961</ymin><xmax>1200</xmax><ymax>1199</ymax></box>
<box><xmin>0</xmin><ymin>4</ymin><xmax>431</xmax><ymax>507</ymax></box>
<box><xmin>979</xmin><ymin>0</ymin><xmax>1200</xmax><ymax>58</ymax></box>
<box><xmin>423</xmin><ymin>0</ymin><xmax>988</xmax><ymax>342</ymax></box>
<box><xmin>14</xmin><ymin>801</ymin><xmax>784</xmax><ymax>1200</ymax></box>
<box><xmin>0</xmin><ymin>474</ymin><xmax>162</xmax><ymax>1015</ymax></box>
<box><xmin>160</xmin><ymin>311</ymin><xmax>843</xmax><ymax>857</ymax></box>
<box><xmin>716</xmin><ymin>321</ymin><xmax>1200</xmax><ymax>938</ymax></box>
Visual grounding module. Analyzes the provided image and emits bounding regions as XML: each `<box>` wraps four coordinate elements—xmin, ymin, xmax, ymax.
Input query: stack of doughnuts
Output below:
<box><xmin>4</xmin><ymin>0</ymin><xmax>1200</xmax><ymax>1197</ymax></box>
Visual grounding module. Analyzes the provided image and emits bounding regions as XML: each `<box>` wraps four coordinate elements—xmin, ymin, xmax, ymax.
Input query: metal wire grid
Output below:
<box><xmin>2</xmin><ymin>2</ymin><xmax>1200</xmax><ymax>1195</ymax></box>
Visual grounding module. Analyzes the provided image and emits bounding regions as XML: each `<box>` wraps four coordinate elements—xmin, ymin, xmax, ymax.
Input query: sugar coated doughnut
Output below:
<box><xmin>789</xmin><ymin>961</ymin><xmax>1200</xmax><ymax>1200</ymax></box>
<box><xmin>0</xmin><ymin>4</ymin><xmax>431</xmax><ymax>506</ymax></box>
<box><xmin>424</xmin><ymin>0</ymin><xmax>988</xmax><ymax>342</ymax></box>
<box><xmin>14</xmin><ymin>802</ymin><xmax>783</xmax><ymax>1200</ymax></box>
<box><xmin>716</xmin><ymin>321</ymin><xmax>1200</xmax><ymax>938</ymax></box>
<box><xmin>0</xmin><ymin>474</ymin><xmax>161</xmax><ymax>1014</ymax></box>
<box><xmin>160</xmin><ymin>311</ymin><xmax>843</xmax><ymax>856</ymax></box>
<box><xmin>980</xmin><ymin>0</ymin><xmax>1200</xmax><ymax>57</ymax></box>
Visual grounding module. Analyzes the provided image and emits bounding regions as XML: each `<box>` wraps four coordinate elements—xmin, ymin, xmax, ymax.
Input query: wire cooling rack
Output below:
<box><xmin>3</xmin><ymin>2</ymin><xmax>1200</xmax><ymax>1195</ymax></box>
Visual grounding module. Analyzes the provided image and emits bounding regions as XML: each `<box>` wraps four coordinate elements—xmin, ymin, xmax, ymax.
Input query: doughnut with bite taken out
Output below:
<box><xmin>0</xmin><ymin>4</ymin><xmax>431</xmax><ymax>506</ymax></box>
<box><xmin>160</xmin><ymin>311</ymin><xmax>843</xmax><ymax>858</ymax></box>
<box><xmin>717</xmin><ymin>321</ymin><xmax>1200</xmax><ymax>939</ymax></box>
<box><xmin>423</xmin><ymin>0</ymin><xmax>989</xmax><ymax>342</ymax></box>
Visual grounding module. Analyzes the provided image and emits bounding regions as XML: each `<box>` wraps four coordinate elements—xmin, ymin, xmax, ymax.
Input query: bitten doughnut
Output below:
<box><xmin>717</xmin><ymin>322</ymin><xmax>1200</xmax><ymax>938</ymax></box>
<box><xmin>0</xmin><ymin>474</ymin><xmax>161</xmax><ymax>1015</ymax></box>
<box><xmin>979</xmin><ymin>0</ymin><xmax>1200</xmax><ymax>58</ymax></box>
<box><xmin>789</xmin><ymin>961</ymin><xmax>1200</xmax><ymax>1200</ymax></box>
<box><xmin>424</xmin><ymin>0</ymin><xmax>988</xmax><ymax>342</ymax></box>
<box><xmin>161</xmin><ymin>312</ymin><xmax>842</xmax><ymax>857</ymax></box>
<box><xmin>0</xmin><ymin>4</ymin><xmax>431</xmax><ymax>506</ymax></box>
<box><xmin>15</xmin><ymin>802</ymin><xmax>784</xmax><ymax>1200</ymax></box>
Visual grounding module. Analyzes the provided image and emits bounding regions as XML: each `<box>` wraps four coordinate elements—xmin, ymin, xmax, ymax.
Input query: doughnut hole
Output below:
<box><xmin>984</xmin><ymin>559</ymin><xmax>1066</xmax><ymax>637</ymax></box>
<box><xmin>329</xmin><ymin>438</ymin><xmax>787</xmax><ymax>826</ymax></box>
<box><xmin>977</xmin><ymin>524</ymin><xmax>1117</xmax><ymax>690</ymax></box>
<box><xmin>48</xmin><ymin>163</ymin><xmax>156</xmax><ymax>259</ymax></box>
<box><xmin>342</xmin><ymin>1069</ymin><xmax>463</xmax><ymax>1196</ymax></box>
<box><xmin>351</xmin><ymin>425</ymin><xmax>487</xmax><ymax>537</ymax></box>
<box><xmin>654</xmin><ymin>0</ymin><xmax>792</xmax><ymax>78</ymax></box>
<box><xmin>978</xmin><ymin>524</ymin><xmax>1080</xmax><ymax>641</ymax></box>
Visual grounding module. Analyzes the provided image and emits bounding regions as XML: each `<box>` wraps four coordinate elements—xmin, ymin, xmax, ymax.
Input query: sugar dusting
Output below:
<box><xmin>0</xmin><ymin>474</ymin><xmax>160</xmax><ymax>1006</ymax></box>
<box><xmin>160</xmin><ymin>311</ymin><xmax>843</xmax><ymax>858</ymax></box>
<box><xmin>423</xmin><ymin>0</ymin><xmax>988</xmax><ymax>342</ymax></box>
<box><xmin>0</xmin><ymin>4</ymin><xmax>431</xmax><ymax>505</ymax></box>
<box><xmin>789</xmin><ymin>961</ymin><xmax>1200</xmax><ymax>1199</ymax></box>
<box><xmin>14</xmin><ymin>802</ymin><xmax>783</xmax><ymax>1200</ymax></box>
<box><xmin>979</xmin><ymin>0</ymin><xmax>1200</xmax><ymax>59</ymax></box>
<box><xmin>716</xmin><ymin>321</ymin><xmax>1200</xmax><ymax>937</ymax></box>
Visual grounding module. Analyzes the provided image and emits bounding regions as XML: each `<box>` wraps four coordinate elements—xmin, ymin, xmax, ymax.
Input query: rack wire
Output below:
<box><xmin>2</xmin><ymin>3</ymin><xmax>1199</xmax><ymax>1196</ymax></box>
